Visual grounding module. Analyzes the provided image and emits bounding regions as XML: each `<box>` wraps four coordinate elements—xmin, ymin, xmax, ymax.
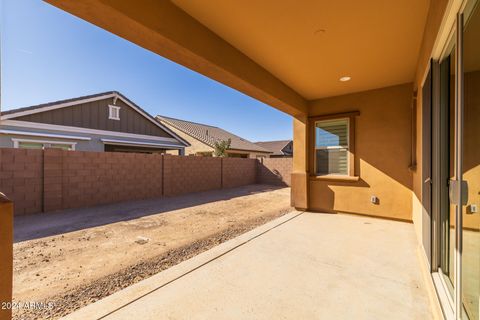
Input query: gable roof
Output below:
<box><xmin>254</xmin><ymin>140</ymin><xmax>292</xmax><ymax>156</ymax></box>
<box><xmin>157</xmin><ymin>116</ymin><xmax>271</xmax><ymax>153</ymax></box>
<box><xmin>1</xmin><ymin>91</ymin><xmax>190</xmax><ymax>146</ymax></box>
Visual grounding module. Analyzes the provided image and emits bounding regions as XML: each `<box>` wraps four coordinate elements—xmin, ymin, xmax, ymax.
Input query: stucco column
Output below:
<box><xmin>0</xmin><ymin>193</ymin><xmax>13</xmax><ymax>320</ymax></box>
<box><xmin>291</xmin><ymin>115</ymin><xmax>309</xmax><ymax>210</ymax></box>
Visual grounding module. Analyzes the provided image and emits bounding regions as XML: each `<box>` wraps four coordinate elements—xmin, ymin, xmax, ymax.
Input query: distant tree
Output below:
<box><xmin>213</xmin><ymin>138</ymin><xmax>231</xmax><ymax>157</ymax></box>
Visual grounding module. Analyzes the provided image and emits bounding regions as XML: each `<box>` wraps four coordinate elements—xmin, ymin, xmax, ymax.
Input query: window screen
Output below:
<box><xmin>315</xmin><ymin>118</ymin><xmax>349</xmax><ymax>175</ymax></box>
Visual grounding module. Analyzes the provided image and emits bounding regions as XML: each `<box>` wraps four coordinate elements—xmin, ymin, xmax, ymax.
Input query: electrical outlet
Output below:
<box><xmin>468</xmin><ymin>204</ymin><xmax>478</xmax><ymax>214</ymax></box>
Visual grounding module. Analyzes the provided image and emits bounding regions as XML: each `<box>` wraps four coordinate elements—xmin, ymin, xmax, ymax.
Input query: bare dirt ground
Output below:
<box><xmin>13</xmin><ymin>185</ymin><xmax>292</xmax><ymax>320</ymax></box>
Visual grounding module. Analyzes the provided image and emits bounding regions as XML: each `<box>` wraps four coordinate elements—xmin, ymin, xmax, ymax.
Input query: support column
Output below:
<box><xmin>291</xmin><ymin>115</ymin><xmax>309</xmax><ymax>210</ymax></box>
<box><xmin>0</xmin><ymin>194</ymin><xmax>13</xmax><ymax>320</ymax></box>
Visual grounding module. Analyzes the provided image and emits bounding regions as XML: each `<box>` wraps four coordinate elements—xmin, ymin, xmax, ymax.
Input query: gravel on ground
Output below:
<box><xmin>13</xmin><ymin>185</ymin><xmax>292</xmax><ymax>320</ymax></box>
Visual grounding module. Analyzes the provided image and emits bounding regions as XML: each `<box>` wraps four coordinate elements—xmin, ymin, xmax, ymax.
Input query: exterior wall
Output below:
<box><xmin>247</xmin><ymin>152</ymin><xmax>271</xmax><ymax>159</ymax></box>
<box><xmin>0</xmin><ymin>195</ymin><xmax>13</xmax><ymax>320</ymax></box>
<box><xmin>291</xmin><ymin>115</ymin><xmax>308</xmax><ymax>209</ymax></box>
<box><xmin>45</xmin><ymin>150</ymin><xmax>164</xmax><ymax>211</ymax></box>
<box><xmin>161</xmin><ymin>124</ymin><xmax>214</xmax><ymax>155</ymax></box>
<box><xmin>0</xmin><ymin>126</ymin><xmax>104</xmax><ymax>152</ymax></box>
<box><xmin>13</xmin><ymin>98</ymin><xmax>171</xmax><ymax>137</ymax></box>
<box><xmin>257</xmin><ymin>157</ymin><xmax>292</xmax><ymax>186</ymax></box>
<box><xmin>222</xmin><ymin>158</ymin><xmax>257</xmax><ymax>188</ymax></box>
<box><xmin>0</xmin><ymin>148</ymin><xmax>43</xmax><ymax>215</ymax></box>
<box><xmin>0</xmin><ymin>125</ymin><xmax>184</xmax><ymax>152</ymax></box>
<box><xmin>307</xmin><ymin>83</ymin><xmax>414</xmax><ymax>221</ymax></box>
<box><xmin>226</xmin><ymin>149</ymin><xmax>271</xmax><ymax>159</ymax></box>
<box><xmin>0</xmin><ymin>148</ymin><xmax>272</xmax><ymax>215</ymax></box>
<box><xmin>163</xmin><ymin>155</ymin><xmax>222</xmax><ymax>196</ymax></box>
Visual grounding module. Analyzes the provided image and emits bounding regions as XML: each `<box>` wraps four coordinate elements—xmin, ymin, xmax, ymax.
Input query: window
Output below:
<box><xmin>108</xmin><ymin>105</ymin><xmax>121</xmax><ymax>120</ymax></box>
<box><xmin>18</xmin><ymin>141</ymin><xmax>44</xmax><ymax>149</ymax></box>
<box><xmin>13</xmin><ymin>139</ymin><xmax>76</xmax><ymax>150</ymax></box>
<box><xmin>314</xmin><ymin>118</ymin><xmax>349</xmax><ymax>175</ymax></box>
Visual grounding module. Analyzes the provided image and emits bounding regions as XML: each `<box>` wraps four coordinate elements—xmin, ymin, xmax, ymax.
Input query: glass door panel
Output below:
<box><xmin>462</xmin><ymin>1</ymin><xmax>480</xmax><ymax>318</ymax></box>
<box><xmin>438</xmin><ymin>42</ymin><xmax>456</xmax><ymax>298</ymax></box>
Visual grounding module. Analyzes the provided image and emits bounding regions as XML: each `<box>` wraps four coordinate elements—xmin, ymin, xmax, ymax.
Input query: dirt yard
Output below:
<box><xmin>13</xmin><ymin>185</ymin><xmax>292</xmax><ymax>320</ymax></box>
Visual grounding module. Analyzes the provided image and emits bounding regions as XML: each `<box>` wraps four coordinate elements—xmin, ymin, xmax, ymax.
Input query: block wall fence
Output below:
<box><xmin>0</xmin><ymin>148</ymin><xmax>291</xmax><ymax>215</ymax></box>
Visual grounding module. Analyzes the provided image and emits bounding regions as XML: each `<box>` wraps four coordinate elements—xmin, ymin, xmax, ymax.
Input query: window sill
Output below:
<box><xmin>309</xmin><ymin>175</ymin><xmax>359</xmax><ymax>182</ymax></box>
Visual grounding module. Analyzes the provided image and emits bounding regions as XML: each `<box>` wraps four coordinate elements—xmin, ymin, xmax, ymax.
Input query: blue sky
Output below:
<box><xmin>0</xmin><ymin>0</ymin><xmax>292</xmax><ymax>142</ymax></box>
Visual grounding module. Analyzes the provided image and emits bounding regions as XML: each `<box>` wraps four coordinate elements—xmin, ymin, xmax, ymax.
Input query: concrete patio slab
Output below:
<box><xmin>62</xmin><ymin>212</ymin><xmax>437</xmax><ymax>320</ymax></box>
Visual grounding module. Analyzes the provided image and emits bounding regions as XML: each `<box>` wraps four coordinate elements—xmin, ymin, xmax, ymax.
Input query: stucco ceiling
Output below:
<box><xmin>172</xmin><ymin>0</ymin><xmax>430</xmax><ymax>100</ymax></box>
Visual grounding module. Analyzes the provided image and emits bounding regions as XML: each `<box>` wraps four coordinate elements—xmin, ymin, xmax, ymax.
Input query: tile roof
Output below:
<box><xmin>254</xmin><ymin>140</ymin><xmax>292</xmax><ymax>156</ymax></box>
<box><xmin>157</xmin><ymin>116</ymin><xmax>271</xmax><ymax>153</ymax></box>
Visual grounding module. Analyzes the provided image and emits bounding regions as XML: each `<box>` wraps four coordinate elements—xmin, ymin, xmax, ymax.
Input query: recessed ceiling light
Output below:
<box><xmin>339</xmin><ymin>76</ymin><xmax>351</xmax><ymax>82</ymax></box>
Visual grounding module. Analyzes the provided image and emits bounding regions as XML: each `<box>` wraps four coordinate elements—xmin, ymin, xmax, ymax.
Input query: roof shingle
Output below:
<box><xmin>254</xmin><ymin>140</ymin><xmax>292</xmax><ymax>156</ymax></box>
<box><xmin>157</xmin><ymin>116</ymin><xmax>271</xmax><ymax>153</ymax></box>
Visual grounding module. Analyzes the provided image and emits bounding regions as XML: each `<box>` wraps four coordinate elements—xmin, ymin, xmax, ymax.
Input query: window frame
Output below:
<box><xmin>12</xmin><ymin>138</ymin><xmax>76</xmax><ymax>150</ymax></box>
<box><xmin>308</xmin><ymin>111</ymin><xmax>359</xmax><ymax>179</ymax></box>
<box><xmin>108</xmin><ymin>105</ymin><xmax>121</xmax><ymax>120</ymax></box>
<box><xmin>314</xmin><ymin>117</ymin><xmax>350</xmax><ymax>176</ymax></box>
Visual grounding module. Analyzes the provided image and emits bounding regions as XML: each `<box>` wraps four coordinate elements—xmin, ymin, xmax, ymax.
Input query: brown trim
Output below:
<box><xmin>308</xmin><ymin>111</ymin><xmax>359</xmax><ymax>177</ymax></box>
<box><xmin>308</xmin><ymin>110</ymin><xmax>360</xmax><ymax>121</ymax></box>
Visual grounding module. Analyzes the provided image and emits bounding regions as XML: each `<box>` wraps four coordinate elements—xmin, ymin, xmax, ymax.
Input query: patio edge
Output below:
<box><xmin>61</xmin><ymin>210</ymin><xmax>303</xmax><ymax>320</ymax></box>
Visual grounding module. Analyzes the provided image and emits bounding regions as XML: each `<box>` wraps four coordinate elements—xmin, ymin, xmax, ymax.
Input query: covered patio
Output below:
<box><xmin>1</xmin><ymin>0</ymin><xmax>478</xmax><ymax>319</ymax></box>
<box><xmin>62</xmin><ymin>212</ymin><xmax>438</xmax><ymax>320</ymax></box>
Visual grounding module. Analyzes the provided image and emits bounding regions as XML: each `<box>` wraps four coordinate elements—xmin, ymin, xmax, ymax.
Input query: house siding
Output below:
<box><xmin>0</xmin><ymin>125</ymin><xmax>183</xmax><ymax>152</ymax></box>
<box><xmin>13</xmin><ymin>98</ymin><xmax>171</xmax><ymax>138</ymax></box>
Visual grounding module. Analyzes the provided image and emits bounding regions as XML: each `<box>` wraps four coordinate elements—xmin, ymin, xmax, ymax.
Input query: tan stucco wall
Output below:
<box><xmin>0</xmin><ymin>196</ymin><xmax>13</xmax><ymax>320</ymax></box>
<box><xmin>291</xmin><ymin>115</ymin><xmax>308</xmax><ymax>209</ymax></box>
<box><xmin>307</xmin><ymin>84</ymin><xmax>414</xmax><ymax>221</ymax></box>
<box><xmin>226</xmin><ymin>149</ymin><xmax>271</xmax><ymax>159</ymax></box>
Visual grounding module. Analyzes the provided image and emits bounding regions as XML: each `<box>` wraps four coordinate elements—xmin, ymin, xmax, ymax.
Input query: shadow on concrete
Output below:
<box><xmin>14</xmin><ymin>184</ymin><xmax>285</xmax><ymax>243</ymax></box>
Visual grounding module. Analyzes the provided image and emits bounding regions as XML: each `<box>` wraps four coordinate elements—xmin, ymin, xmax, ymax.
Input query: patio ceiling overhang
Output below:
<box><xmin>44</xmin><ymin>0</ymin><xmax>429</xmax><ymax>116</ymax></box>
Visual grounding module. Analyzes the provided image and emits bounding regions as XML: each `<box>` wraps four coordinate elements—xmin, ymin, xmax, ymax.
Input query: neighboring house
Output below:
<box><xmin>254</xmin><ymin>140</ymin><xmax>293</xmax><ymax>158</ymax></box>
<box><xmin>157</xmin><ymin>116</ymin><xmax>271</xmax><ymax>158</ymax></box>
<box><xmin>0</xmin><ymin>92</ymin><xmax>189</xmax><ymax>154</ymax></box>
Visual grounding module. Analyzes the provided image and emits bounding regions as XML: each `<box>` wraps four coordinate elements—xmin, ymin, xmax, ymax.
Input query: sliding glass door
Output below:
<box><xmin>431</xmin><ymin>1</ymin><xmax>479</xmax><ymax>319</ymax></box>
<box><xmin>461</xmin><ymin>2</ymin><xmax>480</xmax><ymax>318</ymax></box>
<box><xmin>437</xmin><ymin>46</ymin><xmax>455</xmax><ymax>300</ymax></box>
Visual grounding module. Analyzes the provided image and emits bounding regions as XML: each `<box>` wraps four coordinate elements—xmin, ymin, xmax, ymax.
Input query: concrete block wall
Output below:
<box><xmin>223</xmin><ymin>158</ymin><xmax>257</xmax><ymax>188</ymax></box>
<box><xmin>0</xmin><ymin>149</ymin><xmax>292</xmax><ymax>215</ymax></box>
<box><xmin>0</xmin><ymin>148</ymin><xmax>43</xmax><ymax>215</ymax></box>
<box><xmin>257</xmin><ymin>157</ymin><xmax>292</xmax><ymax>186</ymax></box>
<box><xmin>57</xmin><ymin>150</ymin><xmax>163</xmax><ymax>211</ymax></box>
<box><xmin>163</xmin><ymin>155</ymin><xmax>221</xmax><ymax>196</ymax></box>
